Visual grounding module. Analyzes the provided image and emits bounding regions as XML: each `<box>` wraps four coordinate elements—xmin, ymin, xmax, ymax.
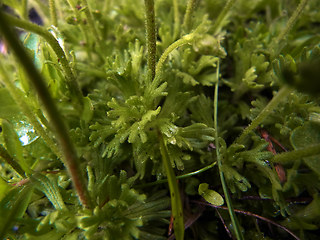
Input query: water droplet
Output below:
<box><xmin>49</xmin><ymin>26</ymin><xmax>65</xmax><ymax>51</ymax></box>
<box><xmin>14</xmin><ymin>119</ymin><xmax>39</xmax><ymax>146</ymax></box>
<box><xmin>169</xmin><ymin>138</ymin><xmax>176</xmax><ymax>145</ymax></box>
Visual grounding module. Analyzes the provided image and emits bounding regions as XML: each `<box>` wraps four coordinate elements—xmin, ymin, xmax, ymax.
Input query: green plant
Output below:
<box><xmin>0</xmin><ymin>0</ymin><xmax>319</xmax><ymax>239</ymax></box>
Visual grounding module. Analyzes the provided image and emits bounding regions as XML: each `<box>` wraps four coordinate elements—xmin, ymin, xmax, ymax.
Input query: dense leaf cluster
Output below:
<box><xmin>0</xmin><ymin>0</ymin><xmax>320</xmax><ymax>239</ymax></box>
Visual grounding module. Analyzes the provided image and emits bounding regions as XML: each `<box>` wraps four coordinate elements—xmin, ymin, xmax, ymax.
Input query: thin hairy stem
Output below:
<box><xmin>21</xmin><ymin>0</ymin><xmax>28</xmax><ymax>20</ymax></box>
<box><xmin>0</xmin><ymin>10</ymin><xmax>91</xmax><ymax>208</ymax></box>
<box><xmin>155</xmin><ymin>31</ymin><xmax>196</xmax><ymax>83</ymax></box>
<box><xmin>271</xmin><ymin>0</ymin><xmax>309</xmax><ymax>56</ymax></box>
<box><xmin>183</xmin><ymin>0</ymin><xmax>198</xmax><ymax>32</ymax></box>
<box><xmin>49</xmin><ymin>0</ymin><xmax>58</xmax><ymax>26</ymax></box>
<box><xmin>236</xmin><ymin>86</ymin><xmax>292</xmax><ymax>144</ymax></box>
<box><xmin>30</xmin><ymin>0</ymin><xmax>50</xmax><ymax>24</ymax></box>
<box><xmin>272</xmin><ymin>143</ymin><xmax>320</xmax><ymax>164</ymax></box>
<box><xmin>81</xmin><ymin>0</ymin><xmax>104</xmax><ymax>52</ymax></box>
<box><xmin>2</xmin><ymin>12</ymin><xmax>83</xmax><ymax>106</ymax></box>
<box><xmin>214</xmin><ymin>61</ymin><xmax>244</xmax><ymax>240</ymax></box>
<box><xmin>154</xmin><ymin>18</ymin><xmax>208</xmax><ymax>82</ymax></box>
<box><xmin>172</xmin><ymin>0</ymin><xmax>180</xmax><ymax>38</ymax></box>
<box><xmin>148</xmin><ymin>18</ymin><xmax>209</xmax><ymax>99</ymax></box>
<box><xmin>144</xmin><ymin>0</ymin><xmax>157</xmax><ymax>81</ymax></box>
<box><xmin>66</xmin><ymin>0</ymin><xmax>92</xmax><ymax>60</ymax></box>
<box><xmin>212</xmin><ymin>0</ymin><xmax>236</xmax><ymax>34</ymax></box>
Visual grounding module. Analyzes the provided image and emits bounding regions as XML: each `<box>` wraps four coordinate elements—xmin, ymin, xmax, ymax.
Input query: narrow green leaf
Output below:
<box><xmin>31</xmin><ymin>173</ymin><xmax>66</xmax><ymax>210</ymax></box>
<box><xmin>158</xmin><ymin>133</ymin><xmax>184</xmax><ymax>240</ymax></box>
<box><xmin>26</xmin><ymin>230</ymin><xmax>66</xmax><ymax>240</ymax></box>
<box><xmin>23</xmin><ymin>33</ymin><xmax>42</xmax><ymax>70</ymax></box>
<box><xmin>214</xmin><ymin>61</ymin><xmax>244</xmax><ymax>240</ymax></box>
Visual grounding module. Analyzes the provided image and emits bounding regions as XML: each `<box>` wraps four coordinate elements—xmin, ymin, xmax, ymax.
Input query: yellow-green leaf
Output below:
<box><xmin>198</xmin><ymin>183</ymin><xmax>224</xmax><ymax>206</ymax></box>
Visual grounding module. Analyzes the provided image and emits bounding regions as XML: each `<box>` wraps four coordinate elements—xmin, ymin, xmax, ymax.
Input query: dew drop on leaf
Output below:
<box><xmin>13</xmin><ymin>119</ymin><xmax>39</xmax><ymax>146</ymax></box>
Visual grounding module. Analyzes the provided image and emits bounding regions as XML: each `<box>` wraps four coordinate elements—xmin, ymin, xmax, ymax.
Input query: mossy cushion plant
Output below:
<box><xmin>0</xmin><ymin>0</ymin><xmax>320</xmax><ymax>239</ymax></box>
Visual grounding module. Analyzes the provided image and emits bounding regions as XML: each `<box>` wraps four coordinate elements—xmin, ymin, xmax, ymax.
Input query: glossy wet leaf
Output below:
<box><xmin>23</xmin><ymin>33</ymin><xmax>42</xmax><ymax>70</ymax></box>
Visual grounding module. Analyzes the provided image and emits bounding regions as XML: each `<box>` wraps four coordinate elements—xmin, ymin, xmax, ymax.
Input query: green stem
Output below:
<box><xmin>81</xmin><ymin>0</ymin><xmax>103</xmax><ymax>52</ymax></box>
<box><xmin>144</xmin><ymin>0</ymin><xmax>157</xmax><ymax>81</ymax></box>
<box><xmin>172</xmin><ymin>0</ymin><xmax>180</xmax><ymax>38</ymax></box>
<box><xmin>145</xmin><ymin>23</ymin><xmax>203</xmax><ymax>102</ymax></box>
<box><xmin>236</xmin><ymin>86</ymin><xmax>292</xmax><ymax>144</ymax></box>
<box><xmin>272</xmin><ymin>143</ymin><xmax>320</xmax><ymax>164</ymax></box>
<box><xmin>66</xmin><ymin>0</ymin><xmax>92</xmax><ymax>60</ymax></box>
<box><xmin>137</xmin><ymin>161</ymin><xmax>217</xmax><ymax>188</ymax></box>
<box><xmin>214</xmin><ymin>61</ymin><xmax>244</xmax><ymax>240</ymax></box>
<box><xmin>0</xmin><ymin>64</ymin><xmax>62</xmax><ymax>159</ymax></box>
<box><xmin>158</xmin><ymin>132</ymin><xmax>184</xmax><ymax>240</ymax></box>
<box><xmin>30</xmin><ymin>0</ymin><xmax>50</xmax><ymax>25</ymax></box>
<box><xmin>0</xmin><ymin>10</ymin><xmax>91</xmax><ymax>208</ymax></box>
<box><xmin>155</xmin><ymin>31</ymin><xmax>196</xmax><ymax>83</ymax></box>
<box><xmin>182</xmin><ymin>0</ymin><xmax>198</xmax><ymax>32</ymax></box>
<box><xmin>212</xmin><ymin>0</ymin><xmax>236</xmax><ymax>34</ymax></box>
<box><xmin>49</xmin><ymin>0</ymin><xmax>58</xmax><ymax>26</ymax></box>
<box><xmin>31</xmin><ymin>0</ymin><xmax>50</xmax><ymax>15</ymax></box>
<box><xmin>21</xmin><ymin>0</ymin><xmax>28</xmax><ymax>20</ymax></box>
<box><xmin>0</xmin><ymin>145</ymin><xmax>26</xmax><ymax>178</ymax></box>
<box><xmin>3</xmin><ymin>12</ymin><xmax>83</xmax><ymax>106</ymax></box>
<box><xmin>271</xmin><ymin>0</ymin><xmax>309</xmax><ymax>56</ymax></box>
